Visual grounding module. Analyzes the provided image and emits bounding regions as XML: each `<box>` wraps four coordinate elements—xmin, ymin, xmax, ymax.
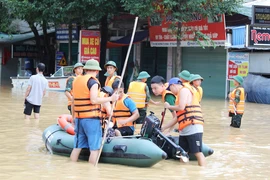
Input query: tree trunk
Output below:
<box><xmin>176</xmin><ymin>22</ymin><xmax>182</xmax><ymax>76</ymax></box>
<box><xmin>68</xmin><ymin>23</ymin><xmax>73</xmax><ymax>65</ymax></box>
<box><xmin>29</xmin><ymin>22</ymin><xmax>43</xmax><ymax>63</ymax></box>
<box><xmin>99</xmin><ymin>15</ymin><xmax>109</xmax><ymax>86</ymax></box>
<box><xmin>42</xmin><ymin>21</ymin><xmax>54</xmax><ymax>74</ymax></box>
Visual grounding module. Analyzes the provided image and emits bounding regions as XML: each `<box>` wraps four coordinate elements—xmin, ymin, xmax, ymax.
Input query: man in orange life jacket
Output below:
<box><xmin>70</xmin><ymin>59</ymin><xmax>119</xmax><ymax>165</ymax></box>
<box><xmin>65</xmin><ymin>62</ymin><xmax>84</xmax><ymax>114</ymax></box>
<box><xmin>104</xmin><ymin>61</ymin><xmax>120</xmax><ymax>87</ymax></box>
<box><xmin>150</xmin><ymin>75</ymin><xmax>177</xmax><ymax>134</ymax></box>
<box><xmin>163</xmin><ymin>78</ymin><xmax>206</xmax><ymax>166</ymax></box>
<box><xmin>228</xmin><ymin>75</ymin><xmax>245</xmax><ymax>128</ymax></box>
<box><xmin>112</xmin><ymin>80</ymin><xmax>139</xmax><ymax>136</ymax></box>
<box><xmin>127</xmin><ymin>71</ymin><xmax>159</xmax><ymax>124</ymax></box>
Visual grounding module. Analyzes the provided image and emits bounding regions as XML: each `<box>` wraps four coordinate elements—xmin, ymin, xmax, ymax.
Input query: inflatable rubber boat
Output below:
<box><xmin>42</xmin><ymin>124</ymin><xmax>167</xmax><ymax>167</ymax></box>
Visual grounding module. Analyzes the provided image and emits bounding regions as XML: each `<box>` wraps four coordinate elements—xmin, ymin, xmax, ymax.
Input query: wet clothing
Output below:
<box><xmin>229</xmin><ymin>86</ymin><xmax>245</xmax><ymax>115</ymax></box>
<box><xmin>26</xmin><ymin>73</ymin><xmax>48</xmax><ymax>106</ymax></box>
<box><xmin>65</xmin><ymin>76</ymin><xmax>75</xmax><ymax>106</ymax></box>
<box><xmin>73</xmin><ymin>75</ymin><xmax>101</xmax><ymax>119</ymax></box>
<box><xmin>24</xmin><ymin>99</ymin><xmax>41</xmax><ymax>115</ymax></box>
<box><xmin>117</xmin><ymin>126</ymin><xmax>134</xmax><ymax>136</ymax></box>
<box><xmin>229</xmin><ymin>86</ymin><xmax>245</xmax><ymax>128</ymax></box>
<box><xmin>74</xmin><ymin>118</ymin><xmax>102</xmax><ymax>150</ymax></box>
<box><xmin>113</xmin><ymin>94</ymin><xmax>137</xmax><ymax>136</ymax></box>
<box><xmin>179</xmin><ymin>133</ymin><xmax>203</xmax><ymax>154</ymax></box>
<box><xmin>72</xmin><ymin>74</ymin><xmax>102</xmax><ymax>150</ymax></box>
<box><xmin>176</xmin><ymin>86</ymin><xmax>204</xmax><ymax>131</ymax></box>
<box><xmin>175</xmin><ymin>86</ymin><xmax>204</xmax><ymax>155</ymax></box>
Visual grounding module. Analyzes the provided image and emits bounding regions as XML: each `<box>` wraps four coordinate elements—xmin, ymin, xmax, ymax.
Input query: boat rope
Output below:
<box><xmin>56</xmin><ymin>139</ymin><xmax>73</xmax><ymax>150</ymax></box>
<box><xmin>44</xmin><ymin>128</ymin><xmax>62</xmax><ymax>151</ymax></box>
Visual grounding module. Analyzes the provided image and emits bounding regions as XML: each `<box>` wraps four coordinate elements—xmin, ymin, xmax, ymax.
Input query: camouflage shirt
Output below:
<box><xmin>234</xmin><ymin>86</ymin><xmax>242</xmax><ymax>104</ymax></box>
<box><xmin>65</xmin><ymin>76</ymin><xmax>75</xmax><ymax>92</ymax></box>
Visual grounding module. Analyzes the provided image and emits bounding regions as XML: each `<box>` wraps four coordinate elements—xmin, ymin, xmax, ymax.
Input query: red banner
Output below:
<box><xmin>79</xmin><ymin>30</ymin><xmax>100</xmax><ymax>62</ymax></box>
<box><xmin>148</xmin><ymin>13</ymin><xmax>226</xmax><ymax>47</ymax></box>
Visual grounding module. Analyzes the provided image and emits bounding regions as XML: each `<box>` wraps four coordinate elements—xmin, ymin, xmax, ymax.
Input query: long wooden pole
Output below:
<box><xmin>94</xmin><ymin>17</ymin><xmax>139</xmax><ymax>166</ymax></box>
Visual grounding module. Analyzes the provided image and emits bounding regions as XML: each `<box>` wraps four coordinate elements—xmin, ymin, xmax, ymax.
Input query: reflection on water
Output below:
<box><xmin>1</xmin><ymin>85</ymin><xmax>270</xmax><ymax>179</ymax></box>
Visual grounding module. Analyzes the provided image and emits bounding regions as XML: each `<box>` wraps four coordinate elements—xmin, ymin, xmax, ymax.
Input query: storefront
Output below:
<box><xmin>182</xmin><ymin>47</ymin><xmax>227</xmax><ymax>98</ymax></box>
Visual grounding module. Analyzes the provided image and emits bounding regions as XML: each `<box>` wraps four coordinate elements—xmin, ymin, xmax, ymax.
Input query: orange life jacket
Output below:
<box><xmin>112</xmin><ymin>94</ymin><xmax>133</xmax><ymax>128</ymax></box>
<box><xmin>105</xmin><ymin>75</ymin><xmax>120</xmax><ymax>87</ymax></box>
<box><xmin>229</xmin><ymin>87</ymin><xmax>245</xmax><ymax>114</ymax></box>
<box><xmin>73</xmin><ymin>74</ymin><xmax>101</xmax><ymax>119</ymax></box>
<box><xmin>100</xmin><ymin>92</ymin><xmax>111</xmax><ymax>119</ymax></box>
<box><xmin>127</xmin><ymin>81</ymin><xmax>147</xmax><ymax>108</ymax></box>
<box><xmin>176</xmin><ymin>86</ymin><xmax>204</xmax><ymax>130</ymax></box>
<box><xmin>161</xmin><ymin>90</ymin><xmax>175</xmax><ymax>103</ymax></box>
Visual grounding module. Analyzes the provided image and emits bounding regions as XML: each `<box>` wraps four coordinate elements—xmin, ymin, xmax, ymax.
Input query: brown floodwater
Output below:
<box><xmin>0</xmin><ymin>84</ymin><xmax>270</xmax><ymax>179</ymax></box>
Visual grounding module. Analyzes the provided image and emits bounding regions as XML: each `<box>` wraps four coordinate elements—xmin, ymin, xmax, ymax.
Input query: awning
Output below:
<box><xmin>107</xmin><ymin>30</ymin><xmax>149</xmax><ymax>48</ymax></box>
<box><xmin>0</xmin><ymin>29</ymin><xmax>55</xmax><ymax>44</ymax></box>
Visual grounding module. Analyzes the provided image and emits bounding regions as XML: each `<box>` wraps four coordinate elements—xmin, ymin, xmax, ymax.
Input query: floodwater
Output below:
<box><xmin>0</xmin><ymin>84</ymin><xmax>270</xmax><ymax>180</ymax></box>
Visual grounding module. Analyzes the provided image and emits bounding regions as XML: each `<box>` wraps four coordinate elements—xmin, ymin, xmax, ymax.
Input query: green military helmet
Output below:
<box><xmin>233</xmin><ymin>75</ymin><xmax>243</xmax><ymax>85</ymax></box>
<box><xmin>190</xmin><ymin>74</ymin><xmax>204</xmax><ymax>82</ymax></box>
<box><xmin>104</xmin><ymin>61</ymin><xmax>118</xmax><ymax>70</ymax></box>
<box><xmin>83</xmin><ymin>59</ymin><xmax>102</xmax><ymax>71</ymax></box>
<box><xmin>137</xmin><ymin>71</ymin><xmax>151</xmax><ymax>80</ymax></box>
<box><xmin>73</xmin><ymin>62</ymin><xmax>84</xmax><ymax>73</ymax></box>
<box><xmin>178</xmin><ymin>70</ymin><xmax>191</xmax><ymax>81</ymax></box>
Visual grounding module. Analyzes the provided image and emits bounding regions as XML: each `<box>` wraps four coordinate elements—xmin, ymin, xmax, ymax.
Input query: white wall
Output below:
<box><xmin>249</xmin><ymin>52</ymin><xmax>270</xmax><ymax>74</ymax></box>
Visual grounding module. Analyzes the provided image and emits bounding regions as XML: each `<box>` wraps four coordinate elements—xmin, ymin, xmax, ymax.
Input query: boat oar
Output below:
<box><xmin>94</xmin><ymin>16</ymin><xmax>139</xmax><ymax>167</ymax></box>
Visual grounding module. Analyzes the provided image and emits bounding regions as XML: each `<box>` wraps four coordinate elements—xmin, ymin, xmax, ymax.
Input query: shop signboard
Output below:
<box><xmin>248</xmin><ymin>25</ymin><xmax>270</xmax><ymax>47</ymax></box>
<box><xmin>56</xmin><ymin>24</ymin><xmax>78</xmax><ymax>41</ymax></box>
<box><xmin>227</xmin><ymin>52</ymin><xmax>249</xmax><ymax>80</ymax></box>
<box><xmin>148</xmin><ymin>4</ymin><xmax>226</xmax><ymax>47</ymax></box>
<box><xmin>252</xmin><ymin>5</ymin><xmax>270</xmax><ymax>25</ymax></box>
<box><xmin>79</xmin><ymin>30</ymin><xmax>100</xmax><ymax>62</ymax></box>
<box><xmin>13</xmin><ymin>45</ymin><xmax>38</xmax><ymax>58</ymax></box>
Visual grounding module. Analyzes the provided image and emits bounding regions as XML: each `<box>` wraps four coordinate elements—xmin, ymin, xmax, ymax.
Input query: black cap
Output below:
<box><xmin>151</xmin><ymin>75</ymin><xmax>165</xmax><ymax>84</ymax></box>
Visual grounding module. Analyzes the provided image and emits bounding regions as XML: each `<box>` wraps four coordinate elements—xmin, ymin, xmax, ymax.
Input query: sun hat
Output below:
<box><xmin>137</xmin><ymin>71</ymin><xmax>151</xmax><ymax>80</ymax></box>
<box><xmin>73</xmin><ymin>62</ymin><xmax>84</xmax><ymax>73</ymax></box>
<box><xmin>104</xmin><ymin>61</ymin><xmax>117</xmax><ymax>70</ymax></box>
<box><xmin>233</xmin><ymin>75</ymin><xmax>243</xmax><ymax>85</ymax></box>
<box><xmin>178</xmin><ymin>70</ymin><xmax>191</xmax><ymax>81</ymax></box>
<box><xmin>166</xmin><ymin>77</ymin><xmax>182</xmax><ymax>90</ymax></box>
<box><xmin>190</xmin><ymin>74</ymin><xmax>204</xmax><ymax>82</ymax></box>
<box><xmin>83</xmin><ymin>59</ymin><xmax>102</xmax><ymax>71</ymax></box>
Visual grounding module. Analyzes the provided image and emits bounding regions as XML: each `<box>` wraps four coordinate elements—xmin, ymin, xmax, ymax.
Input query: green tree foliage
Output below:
<box><xmin>0</xmin><ymin>2</ymin><xmax>15</xmax><ymax>33</ymax></box>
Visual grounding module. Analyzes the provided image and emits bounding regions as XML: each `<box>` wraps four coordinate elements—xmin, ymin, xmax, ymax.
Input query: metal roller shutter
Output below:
<box><xmin>182</xmin><ymin>47</ymin><xmax>226</xmax><ymax>98</ymax></box>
